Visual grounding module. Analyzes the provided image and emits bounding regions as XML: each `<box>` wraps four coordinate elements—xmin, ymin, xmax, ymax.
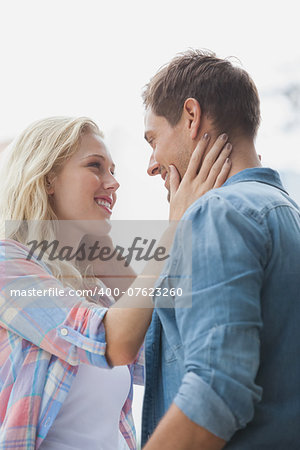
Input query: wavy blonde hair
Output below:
<box><xmin>0</xmin><ymin>116</ymin><xmax>103</xmax><ymax>291</ymax></box>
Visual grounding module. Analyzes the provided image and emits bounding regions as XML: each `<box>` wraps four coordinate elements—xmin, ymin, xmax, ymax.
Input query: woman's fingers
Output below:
<box><xmin>184</xmin><ymin>133</ymin><xmax>211</xmax><ymax>180</ymax></box>
<box><xmin>168</xmin><ymin>164</ymin><xmax>181</xmax><ymax>199</ymax></box>
<box><xmin>213</xmin><ymin>157</ymin><xmax>232</xmax><ymax>188</ymax></box>
<box><xmin>168</xmin><ymin>133</ymin><xmax>232</xmax><ymax>221</ymax></box>
<box><xmin>204</xmin><ymin>142</ymin><xmax>232</xmax><ymax>187</ymax></box>
<box><xmin>197</xmin><ymin>133</ymin><xmax>229</xmax><ymax>182</ymax></box>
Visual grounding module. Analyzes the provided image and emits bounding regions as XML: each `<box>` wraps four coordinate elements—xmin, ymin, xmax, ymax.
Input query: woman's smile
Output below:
<box><xmin>94</xmin><ymin>196</ymin><xmax>113</xmax><ymax>215</ymax></box>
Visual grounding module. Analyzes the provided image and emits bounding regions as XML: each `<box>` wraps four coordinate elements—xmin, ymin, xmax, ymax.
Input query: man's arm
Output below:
<box><xmin>145</xmin><ymin>193</ymin><xmax>268</xmax><ymax>446</ymax></box>
<box><xmin>143</xmin><ymin>403</ymin><xmax>226</xmax><ymax>450</ymax></box>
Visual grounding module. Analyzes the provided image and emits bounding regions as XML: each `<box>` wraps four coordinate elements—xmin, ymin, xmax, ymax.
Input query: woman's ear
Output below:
<box><xmin>45</xmin><ymin>174</ymin><xmax>55</xmax><ymax>195</ymax></box>
<box><xmin>183</xmin><ymin>98</ymin><xmax>202</xmax><ymax>140</ymax></box>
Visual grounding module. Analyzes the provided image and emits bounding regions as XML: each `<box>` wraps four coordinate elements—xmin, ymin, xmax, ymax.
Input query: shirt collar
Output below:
<box><xmin>222</xmin><ymin>167</ymin><xmax>289</xmax><ymax>195</ymax></box>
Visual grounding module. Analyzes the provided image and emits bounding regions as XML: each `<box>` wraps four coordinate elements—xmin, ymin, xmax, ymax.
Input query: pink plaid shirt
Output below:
<box><xmin>0</xmin><ymin>239</ymin><xmax>144</xmax><ymax>449</ymax></box>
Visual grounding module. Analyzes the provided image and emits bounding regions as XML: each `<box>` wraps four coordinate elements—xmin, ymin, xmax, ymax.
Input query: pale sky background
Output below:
<box><xmin>1</xmin><ymin>0</ymin><xmax>300</xmax><ymax>442</ymax></box>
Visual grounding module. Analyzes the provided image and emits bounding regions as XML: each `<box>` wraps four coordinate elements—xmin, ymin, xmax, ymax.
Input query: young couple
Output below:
<box><xmin>0</xmin><ymin>50</ymin><xmax>299</xmax><ymax>450</ymax></box>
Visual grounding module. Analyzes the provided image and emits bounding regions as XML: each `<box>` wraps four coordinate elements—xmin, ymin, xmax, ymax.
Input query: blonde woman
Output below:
<box><xmin>0</xmin><ymin>117</ymin><xmax>232</xmax><ymax>449</ymax></box>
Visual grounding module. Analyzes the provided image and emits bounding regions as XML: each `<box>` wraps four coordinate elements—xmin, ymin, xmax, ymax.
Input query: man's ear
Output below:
<box><xmin>183</xmin><ymin>98</ymin><xmax>201</xmax><ymax>140</ymax></box>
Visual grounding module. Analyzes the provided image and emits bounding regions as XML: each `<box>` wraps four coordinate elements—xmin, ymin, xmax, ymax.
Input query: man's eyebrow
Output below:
<box><xmin>81</xmin><ymin>153</ymin><xmax>115</xmax><ymax>169</ymax></box>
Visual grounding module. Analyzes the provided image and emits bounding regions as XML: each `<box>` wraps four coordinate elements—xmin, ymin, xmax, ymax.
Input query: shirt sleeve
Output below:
<box><xmin>131</xmin><ymin>344</ymin><xmax>144</xmax><ymax>386</ymax></box>
<box><xmin>0</xmin><ymin>240</ymin><xmax>110</xmax><ymax>368</ymax></box>
<box><xmin>172</xmin><ymin>195</ymin><xmax>268</xmax><ymax>441</ymax></box>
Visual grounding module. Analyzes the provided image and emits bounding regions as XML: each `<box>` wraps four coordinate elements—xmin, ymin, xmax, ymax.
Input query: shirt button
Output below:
<box><xmin>60</xmin><ymin>328</ymin><xmax>68</xmax><ymax>336</ymax></box>
<box><xmin>152</xmin><ymin>343</ymin><xmax>155</xmax><ymax>351</ymax></box>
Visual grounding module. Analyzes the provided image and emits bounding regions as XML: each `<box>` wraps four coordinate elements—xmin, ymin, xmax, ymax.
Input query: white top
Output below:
<box><xmin>40</xmin><ymin>363</ymin><xmax>131</xmax><ymax>450</ymax></box>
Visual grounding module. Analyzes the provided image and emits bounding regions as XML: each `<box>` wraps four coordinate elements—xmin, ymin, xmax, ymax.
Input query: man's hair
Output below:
<box><xmin>143</xmin><ymin>49</ymin><xmax>261</xmax><ymax>138</ymax></box>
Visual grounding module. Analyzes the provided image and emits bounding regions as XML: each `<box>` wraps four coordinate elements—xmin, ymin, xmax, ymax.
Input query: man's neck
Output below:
<box><xmin>198</xmin><ymin>131</ymin><xmax>262</xmax><ymax>180</ymax></box>
<box><xmin>226</xmin><ymin>136</ymin><xmax>262</xmax><ymax>179</ymax></box>
<box><xmin>197</xmin><ymin>118</ymin><xmax>262</xmax><ymax>178</ymax></box>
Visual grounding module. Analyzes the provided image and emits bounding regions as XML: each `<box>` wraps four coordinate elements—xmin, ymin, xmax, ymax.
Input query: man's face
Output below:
<box><xmin>144</xmin><ymin>107</ymin><xmax>193</xmax><ymax>201</ymax></box>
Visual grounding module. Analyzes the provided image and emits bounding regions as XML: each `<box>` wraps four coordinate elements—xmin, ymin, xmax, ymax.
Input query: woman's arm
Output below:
<box><xmin>78</xmin><ymin>233</ymin><xmax>137</xmax><ymax>299</ymax></box>
<box><xmin>103</xmin><ymin>221</ymin><xmax>177</xmax><ymax>365</ymax></box>
<box><xmin>103</xmin><ymin>133</ymin><xmax>232</xmax><ymax>365</ymax></box>
<box><xmin>0</xmin><ymin>134</ymin><xmax>231</xmax><ymax>368</ymax></box>
<box><xmin>0</xmin><ymin>241</ymin><xmax>110</xmax><ymax>367</ymax></box>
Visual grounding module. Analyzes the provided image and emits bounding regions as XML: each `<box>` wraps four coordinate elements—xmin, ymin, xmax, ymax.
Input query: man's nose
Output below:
<box><xmin>147</xmin><ymin>153</ymin><xmax>160</xmax><ymax>176</ymax></box>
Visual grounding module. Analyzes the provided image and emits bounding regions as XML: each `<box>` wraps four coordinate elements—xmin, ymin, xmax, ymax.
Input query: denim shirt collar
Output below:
<box><xmin>222</xmin><ymin>167</ymin><xmax>288</xmax><ymax>195</ymax></box>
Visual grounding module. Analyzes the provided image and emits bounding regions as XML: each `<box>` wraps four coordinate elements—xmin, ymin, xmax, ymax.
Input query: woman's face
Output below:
<box><xmin>49</xmin><ymin>132</ymin><xmax>119</xmax><ymax>225</ymax></box>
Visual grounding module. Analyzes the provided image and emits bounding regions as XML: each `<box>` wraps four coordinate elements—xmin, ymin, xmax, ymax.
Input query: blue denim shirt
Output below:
<box><xmin>142</xmin><ymin>168</ymin><xmax>300</xmax><ymax>448</ymax></box>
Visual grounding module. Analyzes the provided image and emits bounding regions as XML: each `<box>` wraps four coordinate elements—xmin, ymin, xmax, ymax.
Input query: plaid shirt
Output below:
<box><xmin>0</xmin><ymin>239</ymin><xmax>144</xmax><ymax>449</ymax></box>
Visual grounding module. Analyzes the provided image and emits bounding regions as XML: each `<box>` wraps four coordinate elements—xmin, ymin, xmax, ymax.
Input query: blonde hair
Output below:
<box><xmin>0</xmin><ymin>116</ymin><xmax>103</xmax><ymax>292</ymax></box>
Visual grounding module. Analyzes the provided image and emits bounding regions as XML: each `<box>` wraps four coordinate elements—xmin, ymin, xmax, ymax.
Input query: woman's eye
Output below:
<box><xmin>88</xmin><ymin>162</ymin><xmax>101</xmax><ymax>169</ymax></box>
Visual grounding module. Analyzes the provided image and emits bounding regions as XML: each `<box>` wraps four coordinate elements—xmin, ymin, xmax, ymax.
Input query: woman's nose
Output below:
<box><xmin>103</xmin><ymin>174</ymin><xmax>120</xmax><ymax>191</ymax></box>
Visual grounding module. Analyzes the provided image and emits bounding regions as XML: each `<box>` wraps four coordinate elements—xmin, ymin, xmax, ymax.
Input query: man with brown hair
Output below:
<box><xmin>141</xmin><ymin>50</ymin><xmax>300</xmax><ymax>449</ymax></box>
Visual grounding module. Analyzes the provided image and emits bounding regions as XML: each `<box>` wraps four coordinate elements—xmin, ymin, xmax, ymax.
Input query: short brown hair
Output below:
<box><xmin>143</xmin><ymin>49</ymin><xmax>261</xmax><ymax>138</ymax></box>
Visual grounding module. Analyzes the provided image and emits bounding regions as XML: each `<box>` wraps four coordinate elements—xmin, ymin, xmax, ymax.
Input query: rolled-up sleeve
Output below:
<box><xmin>0</xmin><ymin>240</ymin><xmax>110</xmax><ymax>367</ymax></box>
<box><xmin>173</xmin><ymin>195</ymin><xmax>267</xmax><ymax>440</ymax></box>
<box><xmin>131</xmin><ymin>345</ymin><xmax>144</xmax><ymax>385</ymax></box>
